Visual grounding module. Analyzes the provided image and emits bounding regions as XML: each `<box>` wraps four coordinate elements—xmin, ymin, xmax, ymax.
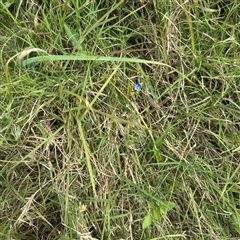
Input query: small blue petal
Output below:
<box><xmin>134</xmin><ymin>83</ymin><xmax>141</xmax><ymax>90</ymax></box>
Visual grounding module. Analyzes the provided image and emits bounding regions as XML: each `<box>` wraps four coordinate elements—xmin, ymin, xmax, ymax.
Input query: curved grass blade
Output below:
<box><xmin>21</xmin><ymin>54</ymin><xmax>171</xmax><ymax>69</ymax></box>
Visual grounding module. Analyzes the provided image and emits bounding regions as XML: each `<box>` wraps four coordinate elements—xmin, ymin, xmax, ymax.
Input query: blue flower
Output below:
<box><xmin>134</xmin><ymin>83</ymin><xmax>141</xmax><ymax>90</ymax></box>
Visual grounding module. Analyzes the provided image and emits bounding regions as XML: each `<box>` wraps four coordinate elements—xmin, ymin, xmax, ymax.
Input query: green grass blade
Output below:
<box><xmin>21</xmin><ymin>54</ymin><xmax>171</xmax><ymax>68</ymax></box>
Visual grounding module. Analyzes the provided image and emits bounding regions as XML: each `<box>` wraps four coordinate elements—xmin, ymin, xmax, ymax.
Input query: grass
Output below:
<box><xmin>0</xmin><ymin>0</ymin><xmax>240</xmax><ymax>239</ymax></box>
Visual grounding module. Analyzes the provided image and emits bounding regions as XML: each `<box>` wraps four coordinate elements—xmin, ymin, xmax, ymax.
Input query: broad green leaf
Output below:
<box><xmin>147</xmin><ymin>201</ymin><xmax>154</xmax><ymax>209</ymax></box>
<box><xmin>153</xmin><ymin>207</ymin><xmax>161</xmax><ymax>221</ymax></box>
<box><xmin>158</xmin><ymin>201</ymin><xmax>176</xmax><ymax>215</ymax></box>
<box><xmin>142</xmin><ymin>213</ymin><xmax>152</xmax><ymax>229</ymax></box>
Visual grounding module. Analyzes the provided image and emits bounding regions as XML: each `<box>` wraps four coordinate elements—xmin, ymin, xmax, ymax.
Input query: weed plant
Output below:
<box><xmin>0</xmin><ymin>0</ymin><xmax>240</xmax><ymax>239</ymax></box>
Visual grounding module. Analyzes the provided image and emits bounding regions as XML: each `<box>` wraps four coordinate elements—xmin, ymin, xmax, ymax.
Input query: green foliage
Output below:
<box><xmin>142</xmin><ymin>213</ymin><xmax>152</xmax><ymax>230</ymax></box>
<box><xmin>1</xmin><ymin>0</ymin><xmax>15</xmax><ymax>8</ymax></box>
<box><xmin>0</xmin><ymin>0</ymin><xmax>239</xmax><ymax>239</ymax></box>
<box><xmin>153</xmin><ymin>124</ymin><xmax>172</xmax><ymax>162</ymax></box>
<box><xmin>143</xmin><ymin>200</ymin><xmax>176</xmax><ymax>230</ymax></box>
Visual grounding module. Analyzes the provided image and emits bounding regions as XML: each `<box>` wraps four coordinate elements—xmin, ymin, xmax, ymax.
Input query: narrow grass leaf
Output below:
<box><xmin>153</xmin><ymin>147</ymin><xmax>161</xmax><ymax>162</ymax></box>
<box><xmin>11</xmin><ymin>126</ymin><xmax>64</xmax><ymax>169</ymax></box>
<box><xmin>233</xmin><ymin>145</ymin><xmax>240</xmax><ymax>153</ymax></box>
<box><xmin>80</xmin><ymin>65</ymin><xmax>120</xmax><ymax>121</ymax></box>
<box><xmin>21</xmin><ymin>54</ymin><xmax>172</xmax><ymax>69</ymax></box>
<box><xmin>154</xmin><ymin>124</ymin><xmax>172</xmax><ymax>148</ymax></box>
<box><xmin>77</xmin><ymin>121</ymin><xmax>96</xmax><ymax>197</ymax></box>
<box><xmin>17</xmin><ymin>48</ymin><xmax>47</xmax><ymax>61</ymax></box>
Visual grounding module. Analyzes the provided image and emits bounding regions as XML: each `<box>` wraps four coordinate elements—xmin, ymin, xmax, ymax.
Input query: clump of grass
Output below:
<box><xmin>0</xmin><ymin>0</ymin><xmax>240</xmax><ymax>239</ymax></box>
